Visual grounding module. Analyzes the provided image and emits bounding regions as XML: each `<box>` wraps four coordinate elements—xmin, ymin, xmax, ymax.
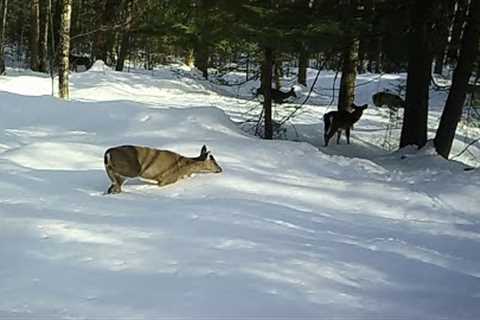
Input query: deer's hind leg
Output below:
<box><xmin>336</xmin><ymin>130</ymin><xmax>343</xmax><ymax>144</ymax></box>
<box><xmin>106</xmin><ymin>166</ymin><xmax>126</xmax><ymax>194</ymax></box>
<box><xmin>346</xmin><ymin>128</ymin><xmax>351</xmax><ymax>144</ymax></box>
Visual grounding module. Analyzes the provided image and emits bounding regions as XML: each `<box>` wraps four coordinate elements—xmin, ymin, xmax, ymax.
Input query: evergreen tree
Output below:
<box><xmin>434</xmin><ymin>0</ymin><xmax>480</xmax><ymax>158</ymax></box>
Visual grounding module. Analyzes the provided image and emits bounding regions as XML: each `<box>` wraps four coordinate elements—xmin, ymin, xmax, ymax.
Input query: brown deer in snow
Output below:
<box><xmin>323</xmin><ymin>103</ymin><xmax>368</xmax><ymax>146</ymax></box>
<box><xmin>372</xmin><ymin>91</ymin><xmax>405</xmax><ymax>110</ymax></box>
<box><xmin>104</xmin><ymin>145</ymin><xmax>222</xmax><ymax>194</ymax></box>
<box><xmin>255</xmin><ymin>87</ymin><xmax>297</xmax><ymax>104</ymax></box>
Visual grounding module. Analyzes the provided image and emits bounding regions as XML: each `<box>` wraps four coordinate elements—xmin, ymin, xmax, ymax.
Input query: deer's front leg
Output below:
<box><xmin>157</xmin><ymin>176</ymin><xmax>179</xmax><ymax>187</ymax></box>
<box><xmin>346</xmin><ymin>128</ymin><xmax>351</xmax><ymax>144</ymax></box>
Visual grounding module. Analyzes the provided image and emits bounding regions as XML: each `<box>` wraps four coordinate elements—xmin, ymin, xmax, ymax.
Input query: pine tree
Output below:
<box><xmin>434</xmin><ymin>0</ymin><xmax>480</xmax><ymax>158</ymax></box>
<box><xmin>400</xmin><ymin>0</ymin><xmax>436</xmax><ymax>149</ymax></box>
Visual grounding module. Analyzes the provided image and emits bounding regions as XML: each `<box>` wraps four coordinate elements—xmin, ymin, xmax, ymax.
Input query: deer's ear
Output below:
<box><xmin>209</xmin><ymin>154</ymin><xmax>215</xmax><ymax>161</ymax></box>
<box><xmin>362</xmin><ymin>104</ymin><xmax>368</xmax><ymax>109</ymax></box>
<box><xmin>201</xmin><ymin>145</ymin><xmax>207</xmax><ymax>155</ymax></box>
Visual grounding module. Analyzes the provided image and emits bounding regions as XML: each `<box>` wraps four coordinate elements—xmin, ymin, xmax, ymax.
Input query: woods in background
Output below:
<box><xmin>0</xmin><ymin>0</ymin><xmax>478</xmax><ymax>159</ymax></box>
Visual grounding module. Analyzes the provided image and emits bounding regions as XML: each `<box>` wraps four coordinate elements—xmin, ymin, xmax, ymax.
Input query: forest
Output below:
<box><xmin>1</xmin><ymin>1</ymin><xmax>480</xmax><ymax>318</ymax></box>
<box><xmin>0</xmin><ymin>0</ymin><xmax>479</xmax><ymax>158</ymax></box>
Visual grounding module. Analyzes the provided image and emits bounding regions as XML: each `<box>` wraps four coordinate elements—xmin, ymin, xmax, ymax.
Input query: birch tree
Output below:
<box><xmin>58</xmin><ymin>0</ymin><xmax>72</xmax><ymax>99</ymax></box>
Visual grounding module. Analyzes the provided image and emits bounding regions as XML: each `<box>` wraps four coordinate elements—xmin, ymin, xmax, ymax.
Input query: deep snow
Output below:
<box><xmin>0</xmin><ymin>63</ymin><xmax>479</xmax><ymax>319</ymax></box>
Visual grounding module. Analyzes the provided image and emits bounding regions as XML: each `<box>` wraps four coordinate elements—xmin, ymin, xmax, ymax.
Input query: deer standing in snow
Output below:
<box><xmin>255</xmin><ymin>87</ymin><xmax>297</xmax><ymax>104</ymax></box>
<box><xmin>104</xmin><ymin>145</ymin><xmax>222</xmax><ymax>194</ymax></box>
<box><xmin>323</xmin><ymin>103</ymin><xmax>368</xmax><ymax>146</ymax></box>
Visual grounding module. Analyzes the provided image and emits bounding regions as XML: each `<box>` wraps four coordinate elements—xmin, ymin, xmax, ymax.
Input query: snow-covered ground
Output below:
<box><xmin>0</xmin><ymin>62</ymin><xmax>480</xmax><ymax>319</ymax></box>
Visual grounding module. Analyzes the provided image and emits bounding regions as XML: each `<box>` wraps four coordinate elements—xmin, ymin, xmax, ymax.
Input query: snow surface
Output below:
<box><xmin>0</xmin><ymin>63</ymin><xmax>480</xmax><ymax>319</ymax></box>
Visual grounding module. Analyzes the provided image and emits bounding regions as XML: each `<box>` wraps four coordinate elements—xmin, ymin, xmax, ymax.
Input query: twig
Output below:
<box><xmin>451</xmin><ymin>137</ymin><xmax>480</xmax><ymax>160</ymax></box>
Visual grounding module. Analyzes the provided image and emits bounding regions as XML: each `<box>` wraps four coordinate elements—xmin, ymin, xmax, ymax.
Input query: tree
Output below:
<box><xmin>337</xmin><ymin>37</ymin><xmax>359</xmax><ymax>111</ymax></box>
<box><xmin>94</xmin><ymin>0</ymin><xmax>121</xmax><ymax>64</ymax></box>
<box><xmin>116</xmin><ymin>0</ymin><xmax>134</xmax><ymax>71</ymax></box>
<box><xmin>38</xmin><ymin>0</ymin><xmax>49</xmax><ymax>72</ymax></box>
<box><xmin>30</xmin><ymin>0</ymin><xmax>40</xmax><ymax>71</ymax></box>
<box><xmin>298</xmin><ymin>44</ymin><xmax>308</xmax><ymax>86</ymax></box>
<box><xmin>0</xmin><ymin>0</ymin><xmax>7</xmax><ymax>75</ymax></box>
<box><xmin>58</xmin><ymin>0</ymin><xmax>72</xmax><ymax>99</ymax></box>
<box><xmin>400</xmin><ymin>0</ymin><xmax>436</xmax><ymax>149</ymax></box>
<box><xmin>434</xmin><ymin>0</ymin><xmax>480</xmax><ymax>158</ymax></box>
<box><xmin>447</xmin><ymin>0</ymin><xmax>468</xmax><ymax>64</ymax></box>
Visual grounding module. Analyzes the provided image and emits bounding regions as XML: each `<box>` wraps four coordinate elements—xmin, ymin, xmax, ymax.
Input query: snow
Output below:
<box><xmin>0</xmin><ymin>63</ymin><xmax>480</xmax><ymax>319</ymax></box>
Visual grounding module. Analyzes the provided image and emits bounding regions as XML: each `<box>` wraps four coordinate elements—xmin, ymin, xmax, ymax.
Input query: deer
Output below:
<box><xmin>372</xmin><ymin>91</ymin><xmax>405</xmax><ymax>111</ymax></box>
<box><xmin>104</xmin><ymin>144</ymin><xmax>222</xmax><ymax>194</ymax></box>
<box><xmin>255</xmin><ymin>87</ymin><xmax>297</xmax><ymax>104</ymax></box>
<box><xmin>323</xmin><ymin>103</ymin><xmax>368</xmax><ymax>146</ymax></box>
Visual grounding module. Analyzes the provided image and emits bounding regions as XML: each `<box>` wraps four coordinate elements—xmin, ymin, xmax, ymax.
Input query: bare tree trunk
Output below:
<box><xmin>31</xmin><ymin>0</ymin><xmax>40</xmax><ymax>71</ymax></box>
<box><xmin>400</xmin><ymin>0</ymin><xmax>435</xmax><ymax>149</ymax></box>
<box><xmin>194</xmin><ymin>43</ymin><xmax>209</xmax><ymax>79</ymax></box>
<box><xmin>115</xmin><ymin>0</ymin><xmax>133</xmax><ymax>71</ymax></box>
<box><xmin>262</xmin><ymin>47</ymin><xmax>273</xmax><ymax>140</ymax></box>
<box><xmin>338</xmin><ymin>36</ymin><xmax>360</xmax><ymax>112</ymax></box>
<box><xmin>39</xmin><ymin>0</ymin><xmax>49</xmax><ymax>72</ymax></box>
<box><xmin>94</xmin><ymin>0</ymin><xmax>120</xmax><ymax>64</ymax></box>
<box><xmin>298</xmin><ymin>46</ymin><xmax>308</xmax><ymax>86</ymax></box>
<box><xmin>433</xmin><ymin>0</ymin><xmax>455</xmax><ymax>75</ymax></box>
<box><xmin>58</xmin><ymin>0</ymin><xmax>72</xmax><ymax>99</ymax></box>
<box><xmin>447</xmin><ymin>0</ymin><xmax>468</xmax><ymax>64</ymax></box>
<box><xmin>434</xmin><ymin>0</ymin><xmax>480</xmax><ymax>158</ymax></box>
<box><xmin>0</xmin><ymin>0</ymin><xmax>8</xmax><ymax>75</ymax></box>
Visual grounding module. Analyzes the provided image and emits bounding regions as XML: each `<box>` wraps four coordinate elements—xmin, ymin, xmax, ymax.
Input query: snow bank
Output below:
<box><xmin>0</xmin><ymin>66</ymin><xmax>479</xmax><ymax>319</ymax></box>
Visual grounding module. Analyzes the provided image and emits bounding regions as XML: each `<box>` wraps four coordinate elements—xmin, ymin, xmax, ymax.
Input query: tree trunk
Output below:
<box><xmin>399</xmin><ymin>0</ymin><xmax>435</xmax><ymax>149</ymax></box>
<box><xmin>194</xmin><ymin>43</ymin><xmax>209</xmax><ymax>79</ymax></box>
<box><xmin>434</xmin><ymin>0</ymin><xmax>480</xmax><ymax>158</ymax></box>
<box><xmin>38</xmin><ymin>0</ymin><xmax>49</xmax><ymax>72</ymax></box>
<box><xmin>447</xmin><ymin>0</ymin><xmax>468</xmax><ymax>64</ymax></box>
<box><xmin>338</xmin><ymin>36</ymin><xmax>359</xmax><ymax>111</ymax></box>
<box><xmin>31</xmin><ymin>0</ymin><xmax>40</xmax><ymax>71</ymax></box>
<box><xmin>433</xmin><ymin>0</ymin><xmax>456</xmax><ymax>75</ymax></box>
<box><xmin>58</xmin><ymin>0</ymin><xmax>72</xmax><ymax>99</ymax></box>
<box><xmin>298</xmin><ymin>46</ymin><xmax>308</xmax><ymax>86</ymax></box>
<box><xmin>115</xmin><ymin>0</ymin><xmax>133</xmax><ymax>71</ymax></box>
<box><xmin>0</xmin><ymin>0</ymin><xmax>8</xmax><ymax>75</ymax></box>
<box><xmin>273</xmin><ymin>55</ymin><xmax>282</xmax><ymax>89</ymax></box>
<box><xmin>94</xmin><ymin>0</ymin><xmax>120</xmax><ymax>64</ymax></box>
<box><xmin>262</xmin><ymin>47</ymin><xmax>273</xmax><ymax>140</ymax></box>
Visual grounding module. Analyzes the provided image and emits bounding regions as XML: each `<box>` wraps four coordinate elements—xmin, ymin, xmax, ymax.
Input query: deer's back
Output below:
<box><xmin>106</xmin><ymin>145</ymin><xmax>183</xmax><ymax>179</ymax></box>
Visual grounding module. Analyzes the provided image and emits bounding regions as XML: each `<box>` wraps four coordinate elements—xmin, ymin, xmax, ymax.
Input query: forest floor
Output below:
<box><xmin>0</xmin><ymin>61</ymin><xmax>479</xmax><ymax>319</ymax></box>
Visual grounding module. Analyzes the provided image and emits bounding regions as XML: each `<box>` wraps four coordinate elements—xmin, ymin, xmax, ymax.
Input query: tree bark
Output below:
<box><xmin>38</xmin><ymin>0</ymin><xmax>49</xmax><ymax>72</ymax></box>
<box><xmin>338</xmin><ymin>36</ymin><xmax>359</xmax><ymax>111</ymax></box>
<box><xmin>0</xmin><ymin>0</ymin><xmax>8</xmax><ymax>75</ymax></box>
<box><xmin>433</xmin><ymin>0</ymin><xmax>456</xmax><ymax>75</ymax></box>
<box><xmin>94</xmin><ymin>0</ymin><xmax>120</xmax><ymax>64</ymax></box>
<box><xmin>399</xmin><ymin>0</ymin><xmax>435</xmax><ymax>149</ymax></box>
<box><xmin>298</xmin><ymin>46</ymin><xmax>308</xmax><ymax>86</ymax></box>
<box><xmin>194</xmin><ymin>43</ymin><xmax>209</xmax><ymax>79</ymax></box>
<box><xmin>447</xmin><ymin>0</ymin><xmax>468</xmax><ymax>64</ymax></box>
<box><xmin>434</xmin><ymin>0</ymin><xmax>480</xmax><ymax>158</ymax></box>
<box><xmin>115</xmin><ymin>0</ymin><xmax>133</xmax><ymax>71</ymax></box>
<box><xmin>58</xmin><ymin>0</ymin><xmax>72</xmax><ymax>99</ymax></box>
<box><xmin>262</xmin><ymin>47</ymin><xmax>273</xmax><ymax>140</ymax></box>
<box><xmin>31</xmin><ymin>0</ymin><xmax>40</xmax><ymax>71</ymax></box>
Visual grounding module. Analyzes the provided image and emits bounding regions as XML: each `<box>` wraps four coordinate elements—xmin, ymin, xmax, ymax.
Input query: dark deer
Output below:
<box><xmin>372</xmin><ymin>91</ymin><xmax>405</xmax><ymax>110</ymax></box>
<box><xmin>256</xmin><ymin>87</ymin><xmax>297</xmax><ymax>104</ymax></box>
<box><xmin>323</xmin><ymin>103</ymin><xmax>368</xmax><ymax>146</ymax></box>
<box><xmin>104</xmin><ymin>145</ymin><xmax>222</xmax><ymax>194</ymax></box>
